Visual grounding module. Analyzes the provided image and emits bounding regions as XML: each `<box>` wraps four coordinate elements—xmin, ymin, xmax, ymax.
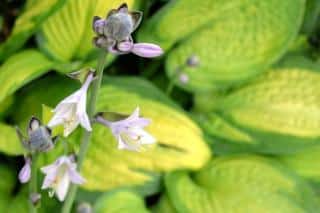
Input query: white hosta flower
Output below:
<box><xmin>41</xmin><ymin>155</ymin><xmax>85</xmax><ymax>201</ymax></box>
<box><xmin>48</xmin><ymin>73</ymin><xmax>94</xmax><ymax>137</ymax></box>
<box><xmin>96</xmin><ymin>107</ymin><xmax>156</xmax><ymax>151</ymax></box>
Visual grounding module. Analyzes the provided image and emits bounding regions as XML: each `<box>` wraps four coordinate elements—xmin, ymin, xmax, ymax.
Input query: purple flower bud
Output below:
<box><xmin>186</xmin><ymin>55</ymin><xmax>200</xmax><ymax>67</ymax></box>
<box><xmin>179</xmin><ymin>73</ymin><xmax>189</xmax><ymax>84</ymax></box>
<box><xmin>93</xmin><ymin>17</ymin><xmax>106</xmax><ymax>35</ymax></box>
<box><xmin>117</xmin><ymin>41</ymin><xmax>133</xmax><ymax>52</ymax></box>
<box><xmin>30</xmin><ymin>193</ymin><xmax>41</xmax><ymax>206</ymax></box>
<box><xmin>19</xmin><ymin>157</ymin><xmax>31</xmax><ymax>183</ymax></box>
<box><xmin>77</xmin><ymin>202</ymin><xmax>93</xmax><ymax>213</ymax></box>
<box><xmin>131</xmin><ymin>43</ymin><xmax>163</xmax><ymax>58</ymax></box>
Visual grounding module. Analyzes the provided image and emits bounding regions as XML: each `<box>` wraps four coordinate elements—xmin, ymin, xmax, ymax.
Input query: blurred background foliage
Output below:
<box><xmin>1</xmin><ymin>0</ymin><xmax>320</xmax><ymax>212</ymax></box>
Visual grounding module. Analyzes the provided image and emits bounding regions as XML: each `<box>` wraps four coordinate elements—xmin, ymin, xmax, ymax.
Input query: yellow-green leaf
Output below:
<box><xmin>196</xmin><ymin>67</ymin><xmax>320</xmax><ymax>154</ymax></box>
<box><xmin>0</xmin><ymin>123</ymin><xmax>23</xmax><ymax>155</ymax></box>
<box><xmin>94</xmin><ymin>191</ymin><xmax>149</xmax><ymax>213</ymax></box>
<box><xmin>0</xmin><ymin>0</ymin><xmax>66</xmax><ymax>60</ymax></box>
<box><xmin>165</xmin><ymin>155</ymin><xmax>320</xmax><ymax>213</ymax></box>
<box><xmin>0</xmin><ymin>49</ymin><xmax>54</xmax><ymax>104</ymax></box>
<box><xmin>139</xmin><ymin>0</ymin><xmax>305</xmax><ymax>91</ymax></box>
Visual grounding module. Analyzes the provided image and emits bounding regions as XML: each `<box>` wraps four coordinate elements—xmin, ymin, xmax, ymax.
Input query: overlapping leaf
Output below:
<box><xmin>139</xmin><ymin>0</ymin><xmax>305</xmax><ymax>91</ymax></box>
<box><xmin>0</xmin><ymin>0</ymin><xmax>66</xmax><ymax>60</ymax></box>
<box><xmin>13</xmin><ymin>75</ymin><xmax>211</xmax><ymax>191</ymax></box>
<box><xmin>94</xmin><ymin>191</ymin><xmax>149</xmax><ymax>213</ymax></box>
<box><xmin>37</xmin><ymin>0</ymin><xmax>139</xmax><ymax>62</ymax></box>
<box><xmin>196</xmin><ymin>67</ymin><xmax>320</xmax><ymax>154</ymax></box>
<box><xmin>0</xmin><ymin>49</ymin><xmax>54</xmax><ymax>104</ymax></box>
<box><xmin>164</xmin><ymin>155</ymin><xmax>320</xmax><ymax>213</ymax></box>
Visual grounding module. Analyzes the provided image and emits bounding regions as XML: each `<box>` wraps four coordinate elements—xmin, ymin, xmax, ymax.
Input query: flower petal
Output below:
<box><xmin>63</xmin><ymin>119</ymin><xmax>80</xmax><ymax>137</ymax></box>
<box><xmin>54</xmin><ymin>172</ymin><xmax>70</xmax><ymax>201</ymax></box>
<box><xmin>68</xmin><ymin>168</ymin><xmax>85</xmax><ymax>184</ymax></box>
<box><xmin>130</xmin><ymin>127</ymin><xmax>156</xmax><ymax>145</ymax></box>
<box><xmin>131</xmin><ymin>43</ymin><xmax>163</xmax><ymax>58</ymax></box>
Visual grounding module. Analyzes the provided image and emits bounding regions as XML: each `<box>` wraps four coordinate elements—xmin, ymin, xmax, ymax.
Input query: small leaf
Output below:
<box><xmin>0</xmin><ymin>0</ymin><xmax>67</xmax><ymax>60</ymax></box>
<box><xmin>139</xmin><ymin>0</ymin><xmax>305</xmax><ymax>91</ymax></box>
<box><xmin>196</xmin><ymin>67</ymin><xmax>320</xmax><ymax>154</ymax></box>
<box><xmin>94</xmin><ymin>191</ymin><xmax>150</xmax><ymax>213</ymax></box>
<box><xmin>165</xmin><ymin>155</ymin><xmax>320</xmax><ymax>213</ymax></box>
<box><xmin>0</xmin><ymin>123</ymin><xmax>24</xmax><ymax>155</ymax></box>
<box><xmin>0</xmin><ymin>49</ymin><xmax>54</xmax><ymax>104</ymax></box>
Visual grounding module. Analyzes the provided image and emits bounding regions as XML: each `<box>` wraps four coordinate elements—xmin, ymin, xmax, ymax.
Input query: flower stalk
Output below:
<box><xmin>61</xmin><ymin>51</ymin><xmax>107</xmax><ymax>213</ymax></box>
<box><xmin>29</xmin><ymin>153</ymin><xmax>38</xmax><ymax>213</ymax></box>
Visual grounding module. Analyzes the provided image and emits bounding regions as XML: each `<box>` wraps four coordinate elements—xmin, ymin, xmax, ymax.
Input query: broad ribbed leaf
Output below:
<box><xmin>37</xmin><ymin>0</ymin><xmax>139</xmax><ymax>62</ymax></box>
<box><xmin>0</xmin><ymin>49</ymin><xmax>54</xmax><ymax>104</ymax></box>
<box><xmin>196</xmin><ymin>68</ymin><xmax>320</xmax><ymax>154</ymax></box>
<box><xmin>94</xmin><ymin>191</ymin><xmax>149</xmax><ymax>213</ymax></box>
<box><xmin>277</xmin><ymin>145</ymin><xmax>320</xmax><ymax>182</ymax></box>
<box><xmin>139</xmin><ymin>0</ymin><xmax>304</xmax><ymax>91</ymax></box>
<box><xmin>13</xmin><ymin>75</ymin><xmax>211</xmax><ymax>191</ymax></box>
<box><xmin>0</xmin><ymin>0</ymin><xmax>66</xmax><ymax>60</ymax></box>
<box><xmin>165</xmin><ymin>155</ymin><xmax>320</xmax><ymax>213</ymax></box>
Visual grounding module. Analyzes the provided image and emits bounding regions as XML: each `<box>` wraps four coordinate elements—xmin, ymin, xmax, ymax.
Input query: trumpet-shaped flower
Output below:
<box><xmin>48</xmin><ymin>72</ymin><xmax>94</xmax><ymax>137</ymax></box>
<box><xmin>96</xmin><ymin>107</ymin><xmax>156</xmax><ymax>151</ymax></box>
<box><xmin>41</xmin><ymin>155</ymin><xmax>85</xmax><ymax>201</ymax></box>
<box><xmin>18</xmin><ymin>157</ymin><xmax>31</xmax><ymax>183</ymax></box>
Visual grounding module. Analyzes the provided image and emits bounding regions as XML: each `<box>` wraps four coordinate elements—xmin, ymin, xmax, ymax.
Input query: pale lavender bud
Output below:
<box><xmin>186</xmin><ymin>55</ymin><xmax>200</xmax><ymax>67</ymax></box>
<box><xmin>30</xmin><ymin>193</ymin><xmax>41</xmax><ymax>206</ymax></box>
<box><xmin>117</xmin><ymin>41</ymin><xmax>133</xmax><ymax>52</ymax></box>
<box><xmin>77</xmin><ymin>202</ymin><xmax>93</xmax><ymax>213</ymax></box>
<box><xmin>131</xmin><ymin>43</ymin><xmax>163</xmax><ymax>58</ymax></box>
<box><xmin>19</xmin><ymin>157</ymin><xmax>31</xmax><ymax>183</ymax></box>
<box><xmin>179</xmin><ymin>73</ymin><xmax>189</xmax><ymax>84</ymax></box>
<box><xmin>93</xmin><ymin>16</ymin><xmax>106</xmax><ymax>35</ymax></box>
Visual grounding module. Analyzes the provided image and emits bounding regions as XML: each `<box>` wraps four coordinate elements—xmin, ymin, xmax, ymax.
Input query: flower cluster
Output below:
<box><xmin>92</xmin><ymin>3</ymin><xmax>163</xmax><ymax>57</ymax></box>
<box><xmin>15</xmin><ymin>3</ymin><xmax>159</xmax><ymax>205</ymax></box>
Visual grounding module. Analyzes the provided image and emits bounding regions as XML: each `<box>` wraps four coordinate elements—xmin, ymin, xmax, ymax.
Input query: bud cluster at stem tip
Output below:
<box><xmin>92</xmin><ymin>3</ymin><xmax>163</xmax><ymax>58</ymax></box>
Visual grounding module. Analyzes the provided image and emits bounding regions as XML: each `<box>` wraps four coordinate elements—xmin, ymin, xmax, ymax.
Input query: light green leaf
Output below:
<box><xmin>0</xmin><ymin>49</ymin><xmax>54</xmax><ymax>104</ymax></box>
<box><xmin>0</xmin><ymin>0</ymin><xmax>66</xmax><ymax>60</ymax></box>
<box><xmin>94</xmin><ymin>191</ymin><xmax>149</xmax><ymax>213</ymax></box>
<box><xmin>0</xmin><ymin>123</ymin><xmax>23</xmax><ymax>155</ymax></box>
<box><xmin>139</xmin><ymin>0</ymin><xmax>305</xmax><ymax>92</ymax></box>
<box><xmin>0</xmin><ymin>165</ymin><xmax>17</xmax><ymax>212</ymax></box>
<box><xmin>196</xmin><ymin>67</ymin><xmax>320</xmax><ymax>154</ymax></box>
<box><xmin>152</xmin><ymin>195</ymin><xmax>177</xmax><ymax>213</ymax></box>
<box><xmin>0</xmin><ymin>95</ymin><xmax>14</xmax><ymax>119</ymax></box>
<box><xmin>37</xmin><ymin>0</ymin><xmax>139</xmax><ymax>62</ymax></box>
<box><xmin>276</xmin><ymin>145</ymin><xmax>320</xmax><ymax>182</ymax></box>
<box><xmin>165</xmin><ymin>155</ymin><xmax>320</xmax><ymax>213</ymax></box>
<box><xmin>13</xmin><ymin>74</ymin><xmax>211</xmax><ymax>191</ymax></box>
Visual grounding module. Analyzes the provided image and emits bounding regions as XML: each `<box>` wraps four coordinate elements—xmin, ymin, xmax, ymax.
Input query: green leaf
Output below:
<box><xmin>94</xmin><ymin>190</ymin><xmax>150</xmax><ymax>213</ymax></box>
<box><xmin>0</xmin><ymin>95</ymin><xmax>14</xmax><ymax>119</ymax></box>
<box><xmin>165</xmin><ymin>155</ymin><xmax>320</xmax><ymax>213</ymax></box>
<box><xmin>152</xmin><ymin>195</ymin><xmax>177</xmax><ymax>213</ymax></box>
<box><xmin>139</xmin><ymin>0</ymin><xmax>305</xmax><ymax>92</ymax></box>
<box><xmin>196</xmin><ymin>67</ymin><xmax>320</xmax><ymax>154</ymax></box>
<box><xmin>0</xmin><ymin>49</ymin><xmax>54</xmax><ymax>104</ymax></box>
<box><xmin>0</xmin><ymin>0</ymin><xmax>66</xmax><ymax>60</ymax></box>
<box><xmin>37</xmin><ymin>0</ymin><xmax>139</xmax><ymax>62</ymax></box>
<box><xmin>0</xmin><ymin>123</ymin><xmax>24</xmax><ymax>155</ymax></box>
<box><xmin>0</xmin><ymin>165</ymin><xmax>17</xmax><ymax>212</ymax></box>
<box><xmin>276</xmin><ymin>145</ymin><xmax>320</xmax><ymax>182</ymax></box>
<box><xmin>13</xmin><ymin>74</ymin><xmax>211</xmax><ymax>191</ymax></box>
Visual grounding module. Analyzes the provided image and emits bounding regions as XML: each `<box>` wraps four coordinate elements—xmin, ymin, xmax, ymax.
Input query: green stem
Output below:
<box><xmin>166</xmin><ymin>81</ymin><xmax>174</xmax><ymax>96</ymax></box>
<box><xmin>29</xmin><ymin>153</ymin><xmax>38</xmax><ymax>213</ymax></box>
<box><xmin>61</xmin><ymin>51</ymin><xmax>107</xmax><ymax>213</ymax></box>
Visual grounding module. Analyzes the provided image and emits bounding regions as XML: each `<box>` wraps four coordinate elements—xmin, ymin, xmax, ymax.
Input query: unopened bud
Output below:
<box><xmin>186</xmin><ymin>55</ymin><xmax>200</xmax><ymax>67</ymax></box>
<box><xmin>30</xmin><ymin>193</ymin><xmax>41</xmax><ymax>206</ymax></box>
<box><xmin>77</xmin><ymin>202</ymin><xmax>93</xmax><ymax>213</ymax></box>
